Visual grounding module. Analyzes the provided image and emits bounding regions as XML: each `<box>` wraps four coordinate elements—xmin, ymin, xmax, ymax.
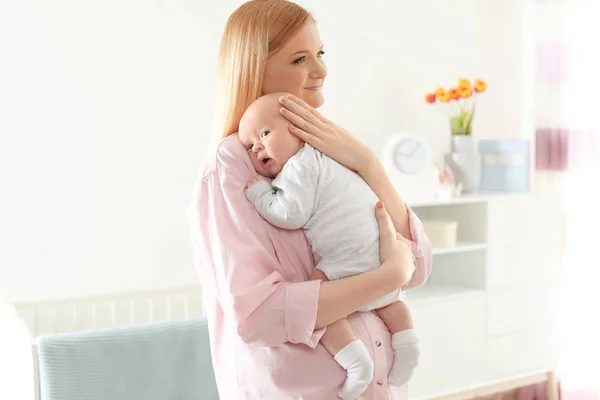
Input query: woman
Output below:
<box><xmin>186</xmin><ymin>1</ymin><xmax>433</xmax><ymax>399</ymax></box>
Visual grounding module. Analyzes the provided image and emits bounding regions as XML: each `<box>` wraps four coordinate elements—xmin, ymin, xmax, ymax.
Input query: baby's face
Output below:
<box><xmin>239</xmin><ymin>95</ymin><xmax>303</xmax><ymax>178</ymax></box>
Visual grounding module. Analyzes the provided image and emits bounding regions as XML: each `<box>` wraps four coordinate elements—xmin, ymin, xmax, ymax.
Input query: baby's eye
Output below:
<box><xmin>261</xmin><ymin>130</ymin><xmax>271</xmax><ymax>138</ymax></box>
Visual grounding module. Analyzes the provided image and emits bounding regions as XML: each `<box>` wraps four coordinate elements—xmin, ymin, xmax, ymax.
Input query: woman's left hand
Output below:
<box><xmin>279</xmin><ymin>94</ymin><xmax>376</xmax><ymax>175</ymax></box>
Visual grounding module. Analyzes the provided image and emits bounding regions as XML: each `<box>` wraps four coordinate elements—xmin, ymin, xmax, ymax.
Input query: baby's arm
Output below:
<box><xmin>245</xmin><ymin>151</ymin><xmax>319</xmax><ymax>230</ymax></box>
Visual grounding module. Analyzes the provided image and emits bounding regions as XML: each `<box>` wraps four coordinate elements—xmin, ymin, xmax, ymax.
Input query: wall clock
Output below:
<box><xmin>382</xmin><ymin>132</ymin><xmax>437</xmax><ymax>204</ymax></box>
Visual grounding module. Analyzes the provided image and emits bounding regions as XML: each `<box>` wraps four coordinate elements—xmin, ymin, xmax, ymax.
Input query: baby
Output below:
<box><xmin>240</xmin><ymin>93</ymin><xmax>420</xmax><ymax>400</ymax></box>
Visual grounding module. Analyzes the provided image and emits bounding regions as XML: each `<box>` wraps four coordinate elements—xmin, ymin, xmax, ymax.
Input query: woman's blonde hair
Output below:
<box><xmin>213</xmin><ymin>0</ymin><xmax>312</xmax><ymax>139</ymax></box>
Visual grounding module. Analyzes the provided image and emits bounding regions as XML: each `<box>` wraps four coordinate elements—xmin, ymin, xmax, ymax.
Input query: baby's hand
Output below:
<box><xmin>246</xmin><ymin>176</ymin><xmax>264</xmax><ymax>191</ymax></box>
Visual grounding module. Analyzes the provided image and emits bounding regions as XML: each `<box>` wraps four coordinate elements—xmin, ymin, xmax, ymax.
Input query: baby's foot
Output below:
<box><xmin>334</xmin><ymin>339</ymin><xmax>374</xmax><ymax>400</ymax></box>
<box><xmin>388</xmin><ymin>329</ymin><xmax>421</xmax><ymax>387</ymax></box>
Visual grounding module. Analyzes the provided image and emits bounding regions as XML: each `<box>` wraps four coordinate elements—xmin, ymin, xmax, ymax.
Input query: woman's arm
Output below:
<box><xmin>189</xmin><ymin>168</ymin><xmax>322</xmax><ymax>347</ymax></box>
<box><xmin>315</xmin><ymin>258</ymin><xmax>406</xmax><ymax>329</ymax></box>
<box><xmin>359</xmin><ymin>160</ymin><xmax>433</xmax><ymax>289</ymax></box>
<box><xmin>278</xmin><ymin>95</ymin><xmax>410</xmax><ymax>237</ymax></box>
<box><xmin>360</xmin><ymin>160</ymin><xmax>411</xmax><ymax>238</ymax></box>
<box><xmin>278</xmin><ymin>94</ymin><xmax>433</xmax><ymax>288</ymax></box>
<box><xmin>188</xmin><ymin>147</ymin><xmax>410</xmax><ymax>347</ymax></box>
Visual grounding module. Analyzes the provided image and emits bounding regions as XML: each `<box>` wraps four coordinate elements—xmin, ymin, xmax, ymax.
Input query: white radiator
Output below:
<box><xmin>12</xmin><ymin>285</ymin><xmax>205</xmax><ymax>338</ymax></box>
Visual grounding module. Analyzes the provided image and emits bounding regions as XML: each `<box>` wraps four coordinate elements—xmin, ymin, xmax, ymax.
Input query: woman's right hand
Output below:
<box><xmin>375</xmin><ymin>201</ymin><xmax>415</xmax><ymax>288</ymax></box>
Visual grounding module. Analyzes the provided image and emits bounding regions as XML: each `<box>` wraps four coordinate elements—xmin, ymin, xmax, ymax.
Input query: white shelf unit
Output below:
<box><xmin>431</xmin><ymin>241</ymin><xmax>487</xmax><ymax>256</ymax></box>
<box><xmin>404</xmin><ymin>193</ymin><xmax>565</xmax><ymax>400</ymax></box>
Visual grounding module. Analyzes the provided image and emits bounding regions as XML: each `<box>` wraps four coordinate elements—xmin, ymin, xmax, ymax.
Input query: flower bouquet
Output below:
<box><xmin>425</xmin><ymin>78</ymin><xmax>487</xmax><ymax>136</ymax></box>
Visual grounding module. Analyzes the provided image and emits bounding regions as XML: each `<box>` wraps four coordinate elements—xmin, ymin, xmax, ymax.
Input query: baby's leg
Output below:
<box><xmin>310</xmin><ymin>269</ymin><xmax>374</xmax><ymax>400</ymax></box>
<box><xmin>376</xmin><ymin>300</ymin><xmax>421</xmax><ymax>387</ymax></box>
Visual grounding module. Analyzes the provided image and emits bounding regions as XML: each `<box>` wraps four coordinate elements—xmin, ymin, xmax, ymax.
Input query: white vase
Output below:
<box><xmin>445</xmin><ymin>152</ymin><xmax>481</xmax><ymax>193</ymax></box>
<box><xmin>451</xmin><ymin>135</ymin><xmax>476</xmax><ymax>153</ymax></box>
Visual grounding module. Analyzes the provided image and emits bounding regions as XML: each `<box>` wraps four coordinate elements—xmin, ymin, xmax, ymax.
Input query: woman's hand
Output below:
<box><xmin>375</xmin><ymin>201</ymin><xmax>415</xmax><ymax>288</ymax></box>
<box><xmin>278</xmin><ymin>94</ymin><xmax>377</xmax><ymax>176</ymax></box>
<box><xmin>314</xmin><ymin>201</ymin><xmax>415</xmax><ymax>328</ymax></box>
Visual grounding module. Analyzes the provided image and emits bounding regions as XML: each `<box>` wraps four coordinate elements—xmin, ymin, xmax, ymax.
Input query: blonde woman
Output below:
<box><xmin>186</xmin><ymin>1</ymin><xmax>433</xmax><ymax>399</ymax></box>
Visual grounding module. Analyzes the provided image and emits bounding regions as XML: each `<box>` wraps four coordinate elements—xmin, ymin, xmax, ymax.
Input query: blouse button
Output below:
<box><xmin>375</xmin><ymin>340</ymin><xmax>382</xmax><ymax>347</ymax></box>
<box><xmin>377</xmin><ymin>379</ymin><xmax>384</xmax><ymax>386</ymax></box>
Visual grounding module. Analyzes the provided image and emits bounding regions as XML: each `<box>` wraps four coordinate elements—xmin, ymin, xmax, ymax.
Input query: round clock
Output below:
<box><xmin>382</xmin><ymin>132</ymin><xmax>436</xmax><ymax>203</ymax></box>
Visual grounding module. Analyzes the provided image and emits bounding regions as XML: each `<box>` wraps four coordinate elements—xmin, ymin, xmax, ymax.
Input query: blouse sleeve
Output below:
<box><xmin>187</xmin><ymin>163</ymin><xmax>325</xmax><ymax>348</ymax></box>
<box><xmin>403</xmin><ymin>206</ymin><xmax>433</xmax><ymax>290</ymax></box>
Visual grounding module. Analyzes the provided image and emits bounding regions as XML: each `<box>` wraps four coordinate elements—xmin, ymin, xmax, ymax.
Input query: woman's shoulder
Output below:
<box><xmin>198</xmin><ymin>134</ymin><xmax>254</xmax><ymax>182</ymax></box>
<box><xmin>187</xmin><ymin>134</ymin><xmax>254</xmax><ymax>216</ymax></box>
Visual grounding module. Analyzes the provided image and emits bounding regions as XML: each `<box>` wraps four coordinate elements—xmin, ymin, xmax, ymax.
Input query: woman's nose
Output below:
<box><xmin>311</xmin><ymin>60</ymin><xmax>327</xmax><ymax>79</ymax></box>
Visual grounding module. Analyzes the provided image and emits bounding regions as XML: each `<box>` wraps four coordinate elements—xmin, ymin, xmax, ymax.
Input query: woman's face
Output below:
<box><xmin>262</xmin><ymin>20</ymin><xmax>327</xmax><ymax>108</ymax></box>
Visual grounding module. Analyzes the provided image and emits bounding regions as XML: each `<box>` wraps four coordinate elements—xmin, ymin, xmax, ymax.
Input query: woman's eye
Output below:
<box><xmin>293</xmin><ymin>51</ymin><xmax>325</xmax><ymax>64</ymax></box>
<box><xmin>292</xmin><ymin>56</ymin><xmax>306</xmax><ymax>64</ymax></box>
<box><xmin>261</xmin><ymin>130</ymin><xmax>271</xmax><ymax>138</ymax></box>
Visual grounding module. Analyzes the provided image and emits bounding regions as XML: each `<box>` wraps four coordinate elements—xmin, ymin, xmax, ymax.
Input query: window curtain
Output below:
<box><xmin>524</xmin><ymin>1</ymin><xmax>600</xmax><ymax>399</ymax></box>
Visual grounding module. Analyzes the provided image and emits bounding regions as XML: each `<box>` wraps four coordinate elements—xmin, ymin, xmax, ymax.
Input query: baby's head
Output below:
<box><xmin>239</xmin><ymin>92</ymin><xmax>304</xmax><ymax>178</ymax></box>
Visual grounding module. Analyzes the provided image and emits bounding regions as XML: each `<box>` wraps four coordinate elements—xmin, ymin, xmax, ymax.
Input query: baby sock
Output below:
<box><xmin>388</xmin><ymin>329</ymin><xmax>421</xmax><ymax>387</ymax></box>
<box><xmin>334</xmin><ymin>339</ymin><xmax>374</xmax><ymax>400</ymax></box>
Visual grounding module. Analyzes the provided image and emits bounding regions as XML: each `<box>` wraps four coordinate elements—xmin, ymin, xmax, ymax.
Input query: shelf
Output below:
<box><xmin>405</xmin><ymin>283</ymin><xmax>484</xmax><ymax>304</ymax></box>
<box><xmin>432</xmin><ymin>242</ymin><xmax>487</xmax><ymax>256</ymax></box>
<box><xmin>407</xmin><ymin>192</ymin><xmax>530</xmax><ymax>208</ymax></box>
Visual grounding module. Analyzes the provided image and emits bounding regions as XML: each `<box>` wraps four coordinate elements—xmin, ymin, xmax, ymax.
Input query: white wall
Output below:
<box><xmin>0</xmin><ymin>0</ymin><xmax>533</xmax><ymax>302</ymax></box>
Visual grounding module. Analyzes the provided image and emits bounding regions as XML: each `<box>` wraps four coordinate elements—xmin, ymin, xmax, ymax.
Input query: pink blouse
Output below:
<box><xmin>186</xmin><ymin>135</ymin><xmax>433</xmax><ymax>399</ymax></box>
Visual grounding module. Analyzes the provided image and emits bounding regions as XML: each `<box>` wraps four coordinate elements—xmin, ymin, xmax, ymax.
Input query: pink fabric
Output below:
<box><xmin>186</xmin><ymin>134</ymin><xmax>433</xmax><ymax>400</ymax></box>
<box><xmin>536</xmin><ymin>128</ymin><xmax>599</xmax><ymax>171</ymax></box>
<box><xmin>536</xmin><ymin>128</ymin><xmax>570</xmax><ymax>171</ymax></box>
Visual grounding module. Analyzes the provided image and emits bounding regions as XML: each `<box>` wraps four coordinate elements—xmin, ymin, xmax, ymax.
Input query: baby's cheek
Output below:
<box><xmin>249</xmin><ymin>157</ymin><xmax>261</xmax><ymax>174</ymax></box>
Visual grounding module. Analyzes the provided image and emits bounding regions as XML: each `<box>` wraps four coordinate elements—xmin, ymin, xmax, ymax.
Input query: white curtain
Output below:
<box><xmin>535</xmin><ymin>0</ymin><xmax>600</xmax><ymax>397</ymax></box>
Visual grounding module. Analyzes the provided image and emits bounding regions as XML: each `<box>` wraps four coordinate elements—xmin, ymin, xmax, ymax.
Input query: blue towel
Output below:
<box><xmin>36</xmin><ymin>318</ymin><xmax>219</xmax><ymax>400</ymax></box>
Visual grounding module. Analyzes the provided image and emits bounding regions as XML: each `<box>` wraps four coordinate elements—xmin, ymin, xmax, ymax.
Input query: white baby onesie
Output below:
<box><xmin>246</xmin><ymin>143</ymin><xmax>400</xmax><ymax>311</ymax></box>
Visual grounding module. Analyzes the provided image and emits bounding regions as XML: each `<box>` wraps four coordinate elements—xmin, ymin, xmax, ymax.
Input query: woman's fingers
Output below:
<box><xmin>376</xmin><ymin>201</ymin><xmax>413</xmax><ymax>287</ymax></box>
<box><xmin>288</xmin><ymin>124</ymin><xmax>323</xmax><ymax>147</ymax></box>
<box><xmin>279</xmin><ymin>95</ymin><xmax>328</xmax><ymax>129</ymax></box>
<box><xmin>285</xmin><ymin>94</ymin><xmax>330</xmax><ymax>124</ymax></box>
<box><xmin>375</xmin><ymin>201</ymin><xmax>396</xmax><ymax>243</ymax></box>
<box><xmin>280</xmin><ymin>107</ymin><xmax>320</xmax><ymax>136</ymax></box>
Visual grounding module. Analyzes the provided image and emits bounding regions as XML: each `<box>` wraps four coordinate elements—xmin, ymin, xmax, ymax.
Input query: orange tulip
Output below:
<box><xmin>459</xmin><ymin>86</ymin><xmax>472</xmax><ymax>99</ymax></box>
<box><xmin>425</xmin><ymin>93</ymin><xmax>437</xmax><ymax>103</ymax></box>
<box><xmin>440</xmin><ymin>92</ymin><xmax>451</xmax><ymax>103</ymax></box>
<box><xmin>458</xmin><ymin>78</ymin><xmax>471</xmax><ymax>89</ymax></box>
<box><xmin>474</xmin><ymin>79</ymin><xmax>487</xmax><ymax>93</ymax></box>
<box><xmin>448</xmin><ymin>88</ymin><xmax>460</xmax><ymax>101</ymax></box>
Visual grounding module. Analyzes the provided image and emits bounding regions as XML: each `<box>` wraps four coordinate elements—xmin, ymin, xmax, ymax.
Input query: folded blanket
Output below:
<box><xmin>36</xmin><ymin>317</ymin><xmax>219</xmax><ymax>400</ymax></box>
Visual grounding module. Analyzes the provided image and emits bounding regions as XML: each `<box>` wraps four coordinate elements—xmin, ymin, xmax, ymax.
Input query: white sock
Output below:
<box><xmin>388</xmin><ymin>329</ymin><xmax>421</xmax><ymax>387</ymax></box>
<box><xmin>333</xmin><ymin>339</ymin><xmax>374</xmax><ymax>400</ymax></box>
